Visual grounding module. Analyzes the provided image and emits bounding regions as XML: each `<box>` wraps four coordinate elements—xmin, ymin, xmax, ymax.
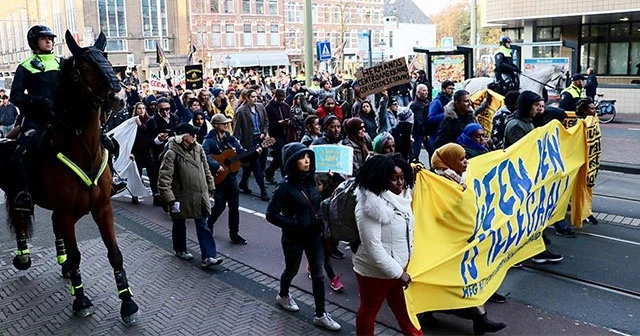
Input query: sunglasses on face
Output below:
<box><xmin>159</xmin><ymin>107</ymin><xmax>171</xmax><ymax>112</ymax></box>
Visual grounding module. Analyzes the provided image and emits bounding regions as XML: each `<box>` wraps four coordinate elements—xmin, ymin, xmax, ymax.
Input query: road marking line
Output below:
<box><xmin>578</xmin><ymin>232</ymin><xmax>640</xmax><ymax>246</ymax></box>
<box><xmin>628</xmin><ymin>128</ymin><xmax>640</xmax><ymax>131</ymax></box>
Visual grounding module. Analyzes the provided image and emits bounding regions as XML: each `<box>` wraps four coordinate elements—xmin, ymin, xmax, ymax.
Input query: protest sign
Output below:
<box><xmin>149</xmin><ymin>78</ymin><xmax>168</xmax><ymax>92</ymax></box>
<box><xmin>310</xmin><ymin>145</ymin><xmax>353</xmax><ymax>175</ymax></box>
<box><xmin>185</xmin><ymin>64</ymin><xmax>204</xmax><ymax>90</ymax></box>
<box><xmin>355</xmin><ymin>57</ymin><xmax>411</xmax><ymax>97</ymax></box>
<box><xmin>405</xmin><ymin>119</ymin><xmax>593</xmax><ymax>328</ymax></box>
<box><xmin>471</xmin><ymin>89</ymin><xmax>504</xmax><ymax>135</ymax></box>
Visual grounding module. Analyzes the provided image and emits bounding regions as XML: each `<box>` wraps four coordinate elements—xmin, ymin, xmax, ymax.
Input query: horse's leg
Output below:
<box><xmin>91</xmin><ymin>204</ymin><xmax>139</xmax><ymax>326</ymax></box>
<box><xmin>7</xmin><ymin>198</ymin><xmax>33</xmax><ymax>271</ymax></box>
<box><xmin>52</xmin><ymin>215</ymin><xmax>71</xmax><ymax>278</ymax></box>
<box><xmin>52</xmin><ymin>211</ymin><xmax>94</xmax><ymax>317</ymax></box>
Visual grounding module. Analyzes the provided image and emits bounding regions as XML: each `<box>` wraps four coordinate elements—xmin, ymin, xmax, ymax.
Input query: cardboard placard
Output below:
<box><xmin>149</xmin><ymin>78</ymin><xmax>169</xmax><ymax>92</ymax></box>
<box><xmin>185</xmin><ymin>64</ymin><xmax>203</xmax><ymax>90</ymax></box>
<box><xmin>310</xmin><ymin>145</ymin><xmax>353</xmax><ymax>176</ymax></box>
<box><xmin>355</xmin><ymin>57</ymin><xmax>411</xmax><ymax>97</ymax></box>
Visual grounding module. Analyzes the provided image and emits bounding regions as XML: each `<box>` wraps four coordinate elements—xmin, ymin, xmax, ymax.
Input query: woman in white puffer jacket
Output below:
<box><xmin>352</xmin><ymin>153</ymin><xmax>422</xmax><ymax>336</ymax></box>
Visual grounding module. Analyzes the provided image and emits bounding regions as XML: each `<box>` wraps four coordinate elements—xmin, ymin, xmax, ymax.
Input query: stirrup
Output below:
<box><xmin>14</xmin><ymin>191</ymin><xmax>34</xmax><ymax>213</ymax></box>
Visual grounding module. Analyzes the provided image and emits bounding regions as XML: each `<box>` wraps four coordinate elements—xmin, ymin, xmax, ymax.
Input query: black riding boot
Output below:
<box><xmin>13</xmin><ymin>151</ymin><xmax>33</xmax><ymax>213</ymax></box>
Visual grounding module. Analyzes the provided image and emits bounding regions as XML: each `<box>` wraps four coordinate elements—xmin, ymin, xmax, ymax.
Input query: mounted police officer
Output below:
<box><xmin>9</xmin><ymin>25</ymin><xmax>62</xmax><ymax>212</ymax></box>
<box><xmin>494</xmin><ymin>36</ymin><xmax>520</xmax><ymax>94</ymax></box>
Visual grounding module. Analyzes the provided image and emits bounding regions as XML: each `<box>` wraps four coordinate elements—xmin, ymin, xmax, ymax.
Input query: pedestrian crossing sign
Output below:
<box><xmin>316</xmin><ymin>41</ymin><xmax>332</xmax><ymax>61</ymax></box>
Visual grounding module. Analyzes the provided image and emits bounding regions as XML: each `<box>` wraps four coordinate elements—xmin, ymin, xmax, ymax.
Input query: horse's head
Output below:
<box><xmin>63</xmin><ymin>30</ymin><xmax>124</xmax><ymax>118</ymax></box>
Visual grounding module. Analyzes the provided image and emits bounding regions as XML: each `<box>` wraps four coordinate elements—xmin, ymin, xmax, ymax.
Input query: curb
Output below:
<box><xmin>600</xmin><ymin>161</ymin><xmax>640</xmax><ymax>175</ymax></box>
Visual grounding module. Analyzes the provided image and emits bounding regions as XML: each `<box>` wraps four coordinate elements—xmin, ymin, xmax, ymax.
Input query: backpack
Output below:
<box><xmin>320</xmin><ymin>178</ymin><xmax>361</xmax><ymax>252</ymax></box>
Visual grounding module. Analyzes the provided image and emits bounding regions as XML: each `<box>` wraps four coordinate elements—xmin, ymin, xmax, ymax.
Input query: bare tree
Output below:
<box><xmin>335</xmin><ymin>0</ymin><xmax>353</xmax><ymax>71</ymax></box>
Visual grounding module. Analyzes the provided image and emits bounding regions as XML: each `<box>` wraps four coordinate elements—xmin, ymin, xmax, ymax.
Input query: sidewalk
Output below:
<box><xmin>0</xmin><ymin>207</ymin><xmax>396</xmax><ymax>336</ymax></box>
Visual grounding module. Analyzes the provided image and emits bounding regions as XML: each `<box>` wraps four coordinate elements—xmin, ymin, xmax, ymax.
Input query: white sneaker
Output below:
<box><xmin>201</xmin><ymin>257</ymin><xmax>223</xmax><ymax>268</ymax></box>
<box><xmin>275</xmin><ymin>295</ymin><xmax>299</xmax><ymax>312</ymax></box>
<box><xmin>313</xmin><ymin>313</ymin><xmax>341</xmax><ymax>331</ymax></box>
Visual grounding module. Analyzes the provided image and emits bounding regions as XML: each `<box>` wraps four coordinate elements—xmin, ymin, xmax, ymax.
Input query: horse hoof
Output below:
<box><xmin>61</xmin><ymin>261</ymin><xmax>71</xmax><ymax>279</ymax></box>
<box><xmin>72</xmin><ymin>297</ymin><xmax>93</xmax><ymax>317</ymax></box>
<box><xmin>131</xmin><ymin>196</ymin><xmax>139</xmax><ymax>205</ymax></box>
<box><xmin>13</xmin><ymin>255</ymin><xmax>31</xmax><ymax>270</ymax></box>
<box><xmin>121</xmin><ymin>311</ymin><xmax>140</xmax><ymax>326</ymax></box>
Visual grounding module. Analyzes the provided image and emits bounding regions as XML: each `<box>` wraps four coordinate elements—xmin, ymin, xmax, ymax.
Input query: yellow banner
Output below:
<box><xmin>471</xmin><ymin>89</ymin><xmax>504</xmax><ymax>135</ymax></box>
<box><xmin>405</xmin><ymin>118</ymin><xmax>594</xmax><ymax>328</ymax></box>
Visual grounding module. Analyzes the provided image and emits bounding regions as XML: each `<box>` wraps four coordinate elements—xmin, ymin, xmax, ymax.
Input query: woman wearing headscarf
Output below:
<box><xmin>456</xmin><ymin>123</ymin><xmax>490</xmax><ymax>159</ymax></box>
<box><xmin>342</xmin><ymin>117</ymin><xmax>373</xmax><ymax>175</ymax></box>
<box><xmin>423</xmin><ymin>143</ymin><xmax>507</xmax><ymax>335</ymax></box>
<box><xmin>371</xmin><ymin>132</ymin><xmax>395</xmax><ymax>156</ymax></box>
<box><xmin>212</xmin><ymin>88</ymin><xmax>234</xmax><ymax>122</ymax></box>
<box><xmin>190</xmin><ymin>111</ymin><xmax>211</xmax><ymax>145</ymax></box>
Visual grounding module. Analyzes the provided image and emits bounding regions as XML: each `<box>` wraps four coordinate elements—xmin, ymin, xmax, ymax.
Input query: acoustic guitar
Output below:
<box><xmin>210</xmin><ymin>137</ymin><xmax>276</xmax><ymax>185</ymax></box>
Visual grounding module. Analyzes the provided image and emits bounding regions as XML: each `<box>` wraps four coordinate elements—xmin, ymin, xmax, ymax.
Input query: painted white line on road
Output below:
<box><xmin>628</xmin><ymin>128</ymin><xmax>640</xmax><ymax>131</ymax></box>
<box><xmin>238</xmin><ymin>206</ymin><xmax>256</xmax><ymax>215</ymax></box>
<box><xmin>579</xmin><ymin>231</ymin><xmax>640</xmax><ymax>246</ymax></box>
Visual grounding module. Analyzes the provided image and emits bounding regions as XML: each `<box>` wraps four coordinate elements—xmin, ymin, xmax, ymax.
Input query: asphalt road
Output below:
<box><xmin>111</xmin><ymin>164</ymin><xmax>640</xmax><ymax>335</ymax></box>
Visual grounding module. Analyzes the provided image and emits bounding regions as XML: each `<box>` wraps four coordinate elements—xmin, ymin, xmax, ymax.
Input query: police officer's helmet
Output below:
<box><xmin>500</xmin><ymin>36</ymin><xmax>512</xmax><ymax>45</ymax></box>
<box><xmin>27</xmin><ymin>25</ymin><xmax>57</xmax><ymax>51</ymax></box>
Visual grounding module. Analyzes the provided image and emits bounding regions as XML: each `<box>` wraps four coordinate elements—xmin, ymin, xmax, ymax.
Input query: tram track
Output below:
<box><xmin>521</xmin><ymin>265</ymin><xmax>640</xmax><ymax>300</ymax></box>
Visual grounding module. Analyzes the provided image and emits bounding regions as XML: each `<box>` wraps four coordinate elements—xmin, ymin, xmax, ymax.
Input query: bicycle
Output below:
<box><xmin>594</xmin><ymin>93</ymin><xmax>617</xmax><ymax>124</ymax></box>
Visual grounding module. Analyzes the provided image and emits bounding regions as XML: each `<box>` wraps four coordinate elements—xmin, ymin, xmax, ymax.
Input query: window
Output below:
<box><xmin>12</xmin><ymin>14</ymin><xmax>21</xmax><ymax>51</ymax></box>
<box><xmin>224</xmin><ymin>0</ymin><xmax>233</xmax><ymax>13</ymax></box>
<box><xmin>581</xmin><ymin>22</ymin><xmax>640</xmax><ymax>75</ymax></box>
<box><xmin>296</xmin><ymin>3</ymin><xmax>303</xmax><ymax>23</ymax></box>
<box><xmin>141</xmin><ymin>0</ymin><xmax>167</xmax><ymax>37</ymax></box>
<box><xmin>312</xmin><ymin>4</ymin><xmax>318</xmax><ymax>24</ymax></box>
<box><xmin>269</xmin><ymin>0</ymin><xmax>277</xmax><ymax>14</ymax></box>
<box><xmin>52</xmin><ymin>0</ymin><xmax>62</xmax><ymax>38</ymax></box>
<box><xmin>256</xmin><ymin>0</ymin><xmax>264</xmax><ymax>14</ymax></box>
<box><xmin>5</xmin><ymin>21</ymin><xmax>13</xmax><ymax>53</ymax></box>
<box><xmin>286</xmin><ymin>3</ymin><xmax>295</xmax><ymax>22</ymax></box>
<box><xmin>225</xmin><ymin>24</ymin><xmax>235</xmax><ymax>47</ymax></box>
<box><xmin>286</xmin><ymin>30</ymin><xmax>296</xmax><ymax>49</ymax></box>
<box><xmin>209</xmin><ymin>0</ymin><xmax>219</xmax><ymax>13</ymax></box>
<box><xmin>98</xmin><ymin>0</ymin><xmax>128</xmax><ymax>51</ymax></box>
<box><xmin>501</xmin><ymin>28</ymin><xmax>523</xmax><ymax>43</ymax></box>
<box><xmin>257</xmin><ymin>25</ymin><xmax>266</xmax><ymax>46</ymax></box>
<box><xmin>65</xmin><ymin>0</ymin><xmax>76</xmax><ymax>32</ymax></box>
<box><xmin>212</xmin><ymin>25</ymin><xmax>221</xmax><ymax>47</ymax></box>
<box><xmin>243</xmin><ymin>0</ymin><xmax>251</xmax><ymax>13</ymax></box>
<box><xmin>270</xmin><ymin>24</ymin><xmax>279</xmax><ymax>46</ymax></box>
<box><xmin>533</xmin><ymin>26</ymin><xmax>561</xmax><ymax>57</ymax></box>
<box><xmin>243</xmin><ymin>24</ymin><xmax>252</xmax><ymax>46</ymax></box>
<box><xmin>0</xmin><ymin>19</ymin><xmax>7</xmax><ymax>53</ymax></box>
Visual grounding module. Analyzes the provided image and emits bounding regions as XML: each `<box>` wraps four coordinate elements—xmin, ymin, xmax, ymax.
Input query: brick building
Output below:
<box><xmin>0</xmin><ymin>0</ymin><xmax>190</xmax><ymax>82</ymax></box>
<box><xmin>283</xmin><ymin>0</ymin><xmax>385</xmax><ymax>73</ymax></box>
<box><xmin>189</xmin><ymin>0</ymin><xmax>288</xmax><ymax>76</ymax></box>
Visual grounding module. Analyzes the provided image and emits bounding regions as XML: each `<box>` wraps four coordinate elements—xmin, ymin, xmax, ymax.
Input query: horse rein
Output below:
<box><xmin>520</xmin><ymin>72</ymin><xmax>566</xmax><ymax>91</ymax></box>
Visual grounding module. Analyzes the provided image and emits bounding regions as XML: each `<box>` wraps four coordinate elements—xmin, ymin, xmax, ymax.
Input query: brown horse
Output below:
<box><xmin>0</xmin><ymin>30</ymin><xmax>139</xmax><ymax>325</ymax></box>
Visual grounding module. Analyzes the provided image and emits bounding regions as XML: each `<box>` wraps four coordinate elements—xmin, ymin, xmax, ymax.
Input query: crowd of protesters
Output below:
<box><xmin>6</xmin><ymin>64</ymin><xmax>586</xmax><ymax>334</ymax></box>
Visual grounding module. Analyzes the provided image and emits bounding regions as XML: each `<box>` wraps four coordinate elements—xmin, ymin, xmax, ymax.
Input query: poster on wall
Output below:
<box><xmin>430</xmin><ymin>54</ymin><xmax>465</xmax><ymax>97</ymax></box>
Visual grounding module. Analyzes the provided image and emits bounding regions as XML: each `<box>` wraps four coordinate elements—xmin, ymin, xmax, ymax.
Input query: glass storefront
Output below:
<box><xmin>581</xmin><ymin>21</ymin><xmax>640</xmax><ymax>75</ymax></box>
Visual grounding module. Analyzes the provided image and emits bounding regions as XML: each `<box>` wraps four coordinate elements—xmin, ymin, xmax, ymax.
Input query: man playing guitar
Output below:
<box><xmin>203</xmin><ymin>113</ymin><xmax>263</xmax><ymax>245</ymax></box>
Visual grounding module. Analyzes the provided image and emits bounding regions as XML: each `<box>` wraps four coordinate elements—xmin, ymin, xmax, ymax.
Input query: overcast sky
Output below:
<box><xmin>415</xmin><ymin>0</ymin><xmax>462</xmax><ymax>16</ymax></box>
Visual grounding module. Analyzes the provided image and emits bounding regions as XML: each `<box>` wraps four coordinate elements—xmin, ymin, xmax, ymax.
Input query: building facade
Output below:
<box><xmin>189</xmin><ymin>0</ymin><xmax>288</xmax><ymax>76</ymax></box>
<box><xmin>383</xmin><ymin>0</ymin><xmax>435</xmax><ymax>60</ymax></box>
<box><xmin>481</xmin><ymin>0</ymin><xmax>640</xmax><ymax>114</ymax></box>
<box><xmin>0</xmin><ymin>0</ymin><xmax>190</xmax><ymax>83</ymax></box>
<box><xmin>283</xmin><ymin>0</ymin><xmax>386</xmax><ymax>73</ymax></box>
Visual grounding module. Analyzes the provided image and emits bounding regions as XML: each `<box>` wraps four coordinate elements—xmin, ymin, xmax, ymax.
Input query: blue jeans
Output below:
<box><xmin>394</xmin><ymin>95</ymin><xmax>410</xmax><ymax>107</ymax></box>
<box><xmin>173</xmin><ymin>216</ymin><xmax>217</xmax><ymax>259</ymax></box>
<box><xmin>240</xmin><ymin>136</ymin><xmax>266</xmax><ymax>192</ymax></box>
<box><xmin>208</xmin><ymin>174</ymin><xmax>240</xmax><ymax>236</ymax></box>
<box><xmin>280</xmin><ymin>233</ymin><xmax>326</xmax><ymax>317</ymax></box>
<box><xmin>411</xmin><ymin>134</ymin><xmax>426</xmax><ymax>162</ymax></box>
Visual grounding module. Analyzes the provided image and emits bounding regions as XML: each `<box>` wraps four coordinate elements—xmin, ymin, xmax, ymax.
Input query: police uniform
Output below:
<box><xmin>9</xmin><ymin>25</ymin><xmax>61</xmax><ymax>212</ymax></box>
<box><xmin>494</xmin><ymin>37</ymin><xmax>520</xmax><ymax>93</ymax></box>
<box><xmin>559</xmin><ymin>74</ymin><xmax>587</xmax><ymax>112</ymax></box>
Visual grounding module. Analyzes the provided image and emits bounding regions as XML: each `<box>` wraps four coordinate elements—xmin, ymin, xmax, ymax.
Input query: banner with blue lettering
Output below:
<box><xmin>405</xmin><ymin>119</ymin><xmax>592</xmax><ymax>327</ymax></box>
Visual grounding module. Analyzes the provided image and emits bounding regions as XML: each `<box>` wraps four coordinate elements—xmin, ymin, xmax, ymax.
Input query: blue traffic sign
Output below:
<box><xmin>316</xmin><ymin>41</ymin><xmax>332</xmax><ymax>61</ymax></box>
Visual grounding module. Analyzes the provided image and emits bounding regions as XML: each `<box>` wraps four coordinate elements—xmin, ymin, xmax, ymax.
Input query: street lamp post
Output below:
<box><xmin>225</xmin><ymin>54</ymin><xmax>231</xmax><ymax>70</ymax></box>
<box><xmin>379</xmin><ymin>39</ymin><xmax>386</xmax><ymax>64</ymax></box>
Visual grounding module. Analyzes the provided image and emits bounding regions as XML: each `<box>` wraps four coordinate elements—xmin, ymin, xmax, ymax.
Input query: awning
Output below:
<box><xmin>257</xmin><ymin>52</ymin><xmax>289</xmax><ymax>66</ymax></box>
<box><xmin>227</xmin><ymin>52</ymin><xmax>289</xmax><ymax>67</ymax></box>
